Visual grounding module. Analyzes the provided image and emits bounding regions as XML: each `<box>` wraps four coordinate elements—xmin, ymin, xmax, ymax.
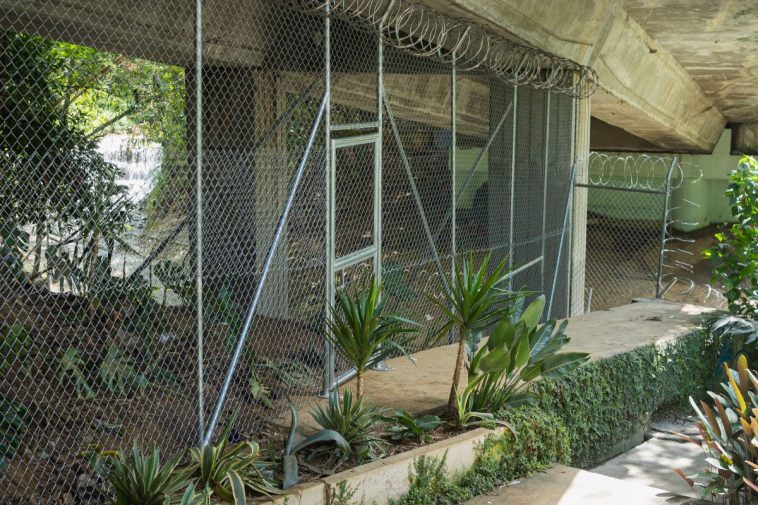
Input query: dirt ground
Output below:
<box><xmin>585</xmin><ymin>219</ymin><xmax>726</xmax><ymax>312</ymax></box>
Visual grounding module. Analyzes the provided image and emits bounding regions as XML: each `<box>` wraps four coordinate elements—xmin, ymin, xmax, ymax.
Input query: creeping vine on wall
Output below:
<box><xmin>532</xmin><ymin>329</ymin><xmax>719</xmax><ymax>468</ymax></box>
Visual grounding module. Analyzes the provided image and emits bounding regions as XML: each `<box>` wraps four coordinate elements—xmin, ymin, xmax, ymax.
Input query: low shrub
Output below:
<box><xmin>680</xmin><ymin>355</ymin><xmax>758</xmax><ymax>503</ymax></box>
<box><xmin>390</xmin><ymin>405</ymin><xmax>570</xmax><ymax>505</ymax></box>
<box><xmin>704</xmin><ymin>156</ymin><xmax>758</xmax><ymax>318</ymax></box>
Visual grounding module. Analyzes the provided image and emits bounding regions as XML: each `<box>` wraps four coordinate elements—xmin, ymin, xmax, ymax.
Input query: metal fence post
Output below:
<box><xmin>509</xmin><ymin>86</ymin><xmax>517</xmax><ymax>289</ymax></box>
<box><xmin>323</xmin><ymin>5</ymin><xmax>335</xmax><ymax>397</ymax></box>
<box><xmin>541</xmin><ymin>91</ymin><xmax>551</xmax><ymax>294</ymax></box>
<box><xmin>451</xmin><ymin>63</ymin><xmax>457</xmax><ymax>263</ymax></box>
<box><xmin>375</xmin><ymin>30</ymin><xmax>383</xmax><ymax>283</ymax></box>
<box><xmin>193</xmin><ymin>0</ymin><xmax>205</xmax><ymax>445</ymax></box>
<box><xmin>656</xmin><ymin>156</ymin><xmax>677</xmax><ymax>298</ymax></box>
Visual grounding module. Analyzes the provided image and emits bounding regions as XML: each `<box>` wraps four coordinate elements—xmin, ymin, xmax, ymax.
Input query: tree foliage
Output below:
<box><xmin>705</xmin><ymin>156</ymin><xmax>758</xmax><ymax>318</ymax></box>
<box><xmin>0</xmin><ymin>30</ymin><xmax>186</xmax><ymax>288</ymax></box>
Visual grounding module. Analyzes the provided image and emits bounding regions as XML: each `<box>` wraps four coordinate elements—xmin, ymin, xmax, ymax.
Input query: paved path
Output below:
<box><xmin>592</xmin><ymin>416</ymin><xmax>703</xmax><ymax>498</ymax></box>
<box><xmin>463</xmin><ymin>416</ymin><xmax>709</xmax><ymax>505</ymax></box>
<box><xmin>463</xmin><ymin>465</ymin><xmax>708</xmax><ymax>505</ymax></box>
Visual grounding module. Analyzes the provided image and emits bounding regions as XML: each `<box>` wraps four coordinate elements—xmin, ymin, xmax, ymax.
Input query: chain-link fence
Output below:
<box><xmin>578</xmin><ymin>153</ymin><xmax>709</xmax><ymax>312</ymax></box>
<box><xmin>0</xmin><ymin>0</ymin><xmax>594</xmax><ymax>500</ymax></box>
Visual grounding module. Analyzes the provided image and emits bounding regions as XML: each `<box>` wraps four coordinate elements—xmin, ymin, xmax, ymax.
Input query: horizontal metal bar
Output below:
<box><xmin>504</xmin><ymin>255</ymin><xmax>543</xmax><ymax>280</ymax></box>
<box><xmin>330</xmin><ymin>121</ymin><xmax>380</xmax><ymax>131</ymax></box>
<box><xmin>332</xmin><ymin>132</ymin><xmax>380</xmax><ymax>148</ymax></box>
<box><xmin>574</xmin><ymin>183</ymin><xmax>666</xmax><ymax>195</ymax></box>
<box><xmin>334</xmin><ymin>245</ymin><xmax>377</xmax><ymax>271</ymax></box>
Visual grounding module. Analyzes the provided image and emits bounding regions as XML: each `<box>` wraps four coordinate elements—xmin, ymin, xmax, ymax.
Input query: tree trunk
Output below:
<box><xmin>447</xmin><ymin>328</ymin><xmax>468</xmax><ymax>418</ymax></box>
<box><xmin>356</xmin><ymin>369</ymin><xmax>364</xmax><ymax>398</ymax></box>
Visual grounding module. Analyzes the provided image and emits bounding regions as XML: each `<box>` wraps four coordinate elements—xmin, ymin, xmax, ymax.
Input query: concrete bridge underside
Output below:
<box><xmin>3</xmin><ymin>0</ymin><xmax>756</xmax><ymax>154</ymax></box>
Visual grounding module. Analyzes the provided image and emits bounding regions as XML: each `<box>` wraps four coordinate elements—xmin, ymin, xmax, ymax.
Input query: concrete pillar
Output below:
<box><xmin>187</xmin><ymin>66</ymin><xmax>288</xmax><ymax>318</ymax></box>
<box><xmin>733</xmin><ymin>123</ymin><xmax>758</xmax><ymax>155</ymax></box>
<box><xmin>570</xmin><ymin>94</ymin><xmax>590</xmax><ymax>315</ymax></box>
<box><xmin>252</xmin><ymin>72</ymin><xmax>289</xmax><ymax>319</ymax></box>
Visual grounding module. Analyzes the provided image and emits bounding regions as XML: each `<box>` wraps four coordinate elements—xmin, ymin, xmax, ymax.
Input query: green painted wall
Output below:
<box><xmin>589</xmin><ymin>129</ymin><xmax>740</xmax><ymax>231</ymax></box>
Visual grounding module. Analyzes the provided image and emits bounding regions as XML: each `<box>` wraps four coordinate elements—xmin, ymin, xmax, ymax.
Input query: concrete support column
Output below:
<box><xmin>253</xmin><ymin>72</ymin><xmax>289</xmax><ymax>318</ymax></box>
<box><xmin>570</xmin><ymin>95</ymin><xmax>590</xmax><ymax>316</ymax></box>
<box><xmin>186</xmin><ymin>66</ymin><xmax>288</xmax><ymax>318</ymax></box>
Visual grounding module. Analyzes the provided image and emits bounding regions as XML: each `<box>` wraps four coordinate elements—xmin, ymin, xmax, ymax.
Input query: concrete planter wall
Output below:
<box><xmin>254</xmin><ymin>427</ymin><xmax>507</xmax><ymax>505</ymax></box>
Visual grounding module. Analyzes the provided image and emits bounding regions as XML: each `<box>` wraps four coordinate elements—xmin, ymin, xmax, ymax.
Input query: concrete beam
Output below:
<box><xmin>424</xmin><ymin>0</ymin><xmax>726</xmax><ymax>153</ymax></box>
<box><xmin>591</xmin><ymin>118</ymin><xmax>664</xmax><ymax>153</ymax></box>
<box><xmin>0</xmin><ymin>0</ymin><xmax>282</xmax><ymax>67</ymax></box>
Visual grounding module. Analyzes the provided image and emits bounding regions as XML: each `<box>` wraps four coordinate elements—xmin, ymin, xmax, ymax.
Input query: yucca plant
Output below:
<box><xmin>108</xmin><ymin>445</ymin><xmax>191</xmax><ymax>505</ymax></box>
<box><xmin>428</xmin><ymin>253</ymin><xmax>520</xmax><ymax>417</ymax></box>
<box><xmin>311</xmin><ymin>389</ymin><xmax>384</xmax><ymax>463</ymax></box>
<box><xmin>451</xmin><ymin>375</ymin><xmax>508</xmax><ymax>431</ymax></box>
<box><xmin>467</xmin><ymin>295</ymin><xmax>589</xmax><ymax>413</ymax></box>
<box><xmin>327</xmin><ymin>277</ymin><xmax>418</xmax><ymax>398</ymax></box>
<box><xmin>188</xmin><ymin>433</ymin><xmax>278</xmax><ymax>504</ymax></box>
<box><xmin>282</xmin><ymin>402</ymin><xmax>350</xmax><ymax>489</ymax></box>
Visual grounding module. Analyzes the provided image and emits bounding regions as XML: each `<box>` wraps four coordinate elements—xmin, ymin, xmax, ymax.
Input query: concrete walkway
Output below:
<box><xmin>463</xmin><ymin>465</ymin><xmax>709</xmax><ymax>505</ymax></box>
<box><xmin>463</xmin><ymin>415</ymin><xmax>709</xmax><ymax>505</ymax></box>
<box><xmin>592</xmin><ymin>416</ymin><xmax>703</xmax><ymax>498</ymax></box>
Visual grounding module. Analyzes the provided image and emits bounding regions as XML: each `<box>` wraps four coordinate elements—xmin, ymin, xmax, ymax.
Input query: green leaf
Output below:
<box><xmin>520</xmin><ymin>296</ymin><xmax>545</xmax><ymax>329</ymax></box>
<box><xmin>227</xmin><ymin>469</ymin><xmax>246</xmax><ymax>505</ymax></box>
<box><xmin>513</xmin><ymin>333</ymin><xmax>531</xmax><ymax>370</ymax></box>
<box><xmin>541</xmin><ymin>352</ymin><xmax>590</xmax><ymax>378</ymax></box>
<box><xmin>478</xmin><ymin>346</ymin><xmax>510</xmax><ymax>373</ymax></box>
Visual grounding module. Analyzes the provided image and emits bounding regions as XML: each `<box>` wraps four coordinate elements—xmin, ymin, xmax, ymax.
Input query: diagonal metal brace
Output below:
<box><xmin>432</xmin><ymin>101</ymin><xmax>513</xmax><ymax>245</ymax></box>
<box><xmin>202</xmin><ymin>90</ymin><xmax>328</xmax><ymax>446</ymax></box>
<box><xmin>381</xmin><ymin>86</ymin><xmax>449</xmax><ymax>292</ymax></box>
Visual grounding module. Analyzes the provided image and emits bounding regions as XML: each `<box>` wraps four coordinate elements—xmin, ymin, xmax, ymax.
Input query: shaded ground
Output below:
<box><xmin>586</xmin><ymin>219</ymin><xmax>726</xmax><ymax>312</ymax></box>
<box><xmin>592</xmin><ymin>413</ymin><xmax>703</xmax><ymax>499</ymax></box>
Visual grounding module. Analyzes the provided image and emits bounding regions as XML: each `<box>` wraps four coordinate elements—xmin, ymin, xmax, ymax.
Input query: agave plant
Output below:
<box><xmin>108</xmin><ymin>445</ymin><xmax>191</xmax><ymax>505</ymax></box>
<box><xmin>467</xmin><ymin>295</ymin><xmax>589</xmax><ymax>413</ymax></box>
<box><xmin>282</xmin><ymin>403</ymin><xmax>350</xmax><ymax>489</ymax></box>
<box><xmin>383</xmin><ymin>409</ymin><xmax>441</xmax><ymax>443</ymax></box>
<box><xmin>428</xmin><ymin>253</ymin><xmax>520</xmax><ymax>417</ymax></box>
<box><xmin>327</xmin><ymin>277</ymin><xmax>418</xmax><ymax>398</ymax></box>
<box><xmin>188</xmin><ymin>433</ymin><xmax>278</xmax><ymax>504</ymax></box>
<box><xmin>679</xmin><ymin>355</ymin><xmax>758</xmax><ymax>503</ymax></box>
<box><xmin>311</xmin><ymin>389</ymin><xmax>385</xmax><ymax>463</ymax></box>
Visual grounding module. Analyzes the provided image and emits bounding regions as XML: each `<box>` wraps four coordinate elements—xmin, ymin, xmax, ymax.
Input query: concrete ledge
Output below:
<box><xmin>264</xmin><ymin>301</ymin><xmax>714</xmax><ymax>503</ymax></box>
<box><xmin>255</xmin><ymin>427</ymin><xmax>507</xmax><ymax>505</ymax></box>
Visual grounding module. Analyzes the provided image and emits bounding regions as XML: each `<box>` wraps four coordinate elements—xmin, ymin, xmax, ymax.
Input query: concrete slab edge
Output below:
<box><xmin>253</xmin><ymin>427</ymin><xmax>508</xmax><ymax>505</ymax></box>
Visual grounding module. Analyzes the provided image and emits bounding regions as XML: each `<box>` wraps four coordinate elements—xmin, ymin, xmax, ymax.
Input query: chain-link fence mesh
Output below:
<box><xmin>577</xmin><ymin>152</ymin><xmax>718</xmax><ymax>312</ymax></box>
<box><xmin>0</xmin><ymin>0</ymin><xmax>591</xmax><ymax>500</ymax></box>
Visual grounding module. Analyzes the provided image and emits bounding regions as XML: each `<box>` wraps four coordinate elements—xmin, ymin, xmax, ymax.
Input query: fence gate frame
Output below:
<box><xmin>324</xmin><ymin>132</ymin><xmax>383</xmax><ymax>393</ymax></box>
